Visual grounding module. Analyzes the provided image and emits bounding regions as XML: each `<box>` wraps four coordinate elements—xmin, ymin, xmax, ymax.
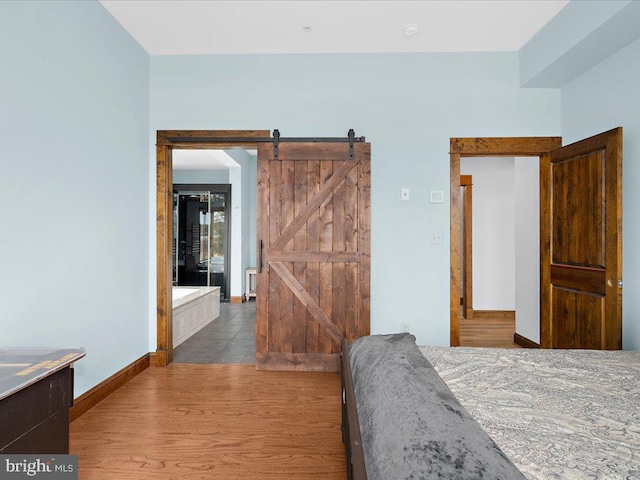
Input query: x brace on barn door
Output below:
<box><xmin>166</xmin><ymin>129</ymin><xmax>366</xmax><ymax>159</ymax></box>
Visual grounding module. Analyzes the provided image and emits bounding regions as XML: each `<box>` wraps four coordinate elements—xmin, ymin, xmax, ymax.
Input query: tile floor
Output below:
<box><xmin>173</xmin><ymin>300</ymin><xmax>255</xmax><ymax>364</ymax></box>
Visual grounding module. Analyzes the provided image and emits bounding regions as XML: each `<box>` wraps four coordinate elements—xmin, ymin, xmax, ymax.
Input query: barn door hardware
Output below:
<box><xmin>270</xmin><ymin>128</ymin><xmax>363</xmax><ymax>159</ymax></box>
<box><xmin>166</xmin><ymin>129</ymin><xmax>365</xmax><ymax>160</ymax></box>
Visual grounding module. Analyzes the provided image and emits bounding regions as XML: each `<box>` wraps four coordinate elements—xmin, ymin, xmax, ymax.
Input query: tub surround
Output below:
<box><xmin>173</xmin><ymin>287</ymin><xmax>221</xmax><ymax>347</ymax></box>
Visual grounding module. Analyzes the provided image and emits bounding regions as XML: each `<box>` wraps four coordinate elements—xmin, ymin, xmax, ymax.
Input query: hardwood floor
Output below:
<box><xmin>460</xmin><ymin>314</ymin><xmax>520</xmax><ymax>348</ymax></box>
<box><xmin>70</xmin><ymin>364</ymin><xmax>345</xmax><ymax>480</ymax></box>
<box><xmin>70</xmin><ymin>316</ymin><xmax>519</xmax><ymax>478</ymax></box>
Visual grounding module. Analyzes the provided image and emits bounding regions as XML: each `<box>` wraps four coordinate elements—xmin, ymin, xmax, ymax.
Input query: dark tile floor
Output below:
<box><xmin>173</xmin><ymin>300</ymin><xmax>256</xmax><ymax>364</ymax></box>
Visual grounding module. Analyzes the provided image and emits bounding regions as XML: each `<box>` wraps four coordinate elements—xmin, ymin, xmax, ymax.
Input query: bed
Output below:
<box><xmin>341</xmin><ymin>334</ymin><xmax>640</xmax><ymax>480</ymax></box>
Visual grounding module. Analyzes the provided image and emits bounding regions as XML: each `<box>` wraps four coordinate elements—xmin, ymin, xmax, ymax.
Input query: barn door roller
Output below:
<box><xmin>166</xmin><ymin>129</ymin><xmax>365</xmax><ymax>159</ymax></box>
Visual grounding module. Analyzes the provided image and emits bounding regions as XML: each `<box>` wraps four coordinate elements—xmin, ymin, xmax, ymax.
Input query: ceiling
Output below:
<box><xmin>100</xmin><ymin>1</ymin><xmax>569</xmax><ymax>56</ymax></box>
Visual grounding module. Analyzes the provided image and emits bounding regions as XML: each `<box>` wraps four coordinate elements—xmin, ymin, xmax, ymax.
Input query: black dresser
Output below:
<box><xmin>0</xmin><ymin>348</ymin><xmax>85</xmax><ymax>453</ymax></box>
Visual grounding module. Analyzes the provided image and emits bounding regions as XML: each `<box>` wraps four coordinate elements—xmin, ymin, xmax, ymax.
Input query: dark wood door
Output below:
<box><xmin>256</xmin><ymin>142</ymin><xmax>371</xmax><ymax>371</ymax></box>
<box><xmin>541</xmin><ymin>128</ymin><xmax>622</xmax><ymax>349</ymax></box>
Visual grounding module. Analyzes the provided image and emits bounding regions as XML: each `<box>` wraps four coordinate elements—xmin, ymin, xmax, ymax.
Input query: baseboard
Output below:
<box><xmin>70</xmin><ymin>352</ymin><xmax>151</xmax><ymax>422</ymax></box>
<box><xmin>514</xmin><ymin>333</ymin><xmax>540</xmax><ymax>349</ymax></box>
<box><xmin>473</xmin><ymin>310</ymin><xmax>515</xmax><ymax>320</ymax></box>
<box><xmin>230</xmin><ymin>296</ymin><xmax>244</xmax><ymax>304</ymax></box>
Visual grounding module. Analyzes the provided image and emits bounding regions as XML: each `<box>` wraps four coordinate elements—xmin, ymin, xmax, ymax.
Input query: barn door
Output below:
<box><xmin>540</xmin><ymin>128</ymin><xmax>622</xmax><ymax>349</ymax></box>
<box><xmin>256</xmin><ymin>142</ymin><xmax>370</xmax><ymax>371</ymax></box>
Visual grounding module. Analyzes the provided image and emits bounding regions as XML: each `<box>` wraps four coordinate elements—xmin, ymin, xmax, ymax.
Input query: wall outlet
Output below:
<box><xmin>429</xmin><ymin>231</ymin><xmax>444</xmax><ymax>244</ymax></box>
<box><xmin>401</xmin><ymin>188</ymin><xmax>410</xmax><ymax>201</ymax></box>
<box><xmin>400</xmin><ymin>323</ymin><xmax>410</xmax><ymax>333</ymax></box>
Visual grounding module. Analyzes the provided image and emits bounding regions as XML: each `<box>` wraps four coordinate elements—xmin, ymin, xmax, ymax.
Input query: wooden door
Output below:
<box><xmin>256</xmin><ymin>142</ymin><xmax>371</xmax><ymax>371</ymax></box>
<box><xmin>540</xmin><ymin>128</ymin><xmax>622</xmax><ymax>349</ymax></box>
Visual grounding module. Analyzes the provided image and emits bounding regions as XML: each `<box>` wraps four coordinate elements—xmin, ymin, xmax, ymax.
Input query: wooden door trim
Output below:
<box><xmin>156</xmin><ymin>130</ymin><xmax>271</xmax><ymax>367</ymax></box>
<box><xmin>460</xmin><ymin>175</ymin><xmax>473</xmax><ymax>319</ymax></box>
<box><xmin>450</xmin><ymin>137</ymin><xmax>562</xmax><ymax>346</ymax></box>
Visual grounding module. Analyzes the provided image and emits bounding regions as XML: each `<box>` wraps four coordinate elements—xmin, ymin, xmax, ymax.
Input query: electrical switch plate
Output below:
<box><xmin>429</xmin><ymin>190</ymin><xmax>444</xmax><ymax>203</ymax></box>
<box><xmin>401</xmin><ymin>188</ymin><xmax>410</xmax><ymax>201</ymax></box>
<box><xmin>429</xmin><ymin>231</ymin><xmax>444</xmax><ymax>245</ymax></box>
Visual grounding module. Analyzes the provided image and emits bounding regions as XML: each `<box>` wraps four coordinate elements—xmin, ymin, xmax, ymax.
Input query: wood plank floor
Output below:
<box><xmin>460</xmin><ymin>315</ymin><xmax>520</xmax><ymax>348</ymax></box>
<box><xmin>70</xmin><ymin>364</ymin><xmax>345</xmax><ymax>480</ymax></box>
<box><xmin>70</xmin><ymin>317</ymin><xmax>518</xmax><ymax>478</ymax></box>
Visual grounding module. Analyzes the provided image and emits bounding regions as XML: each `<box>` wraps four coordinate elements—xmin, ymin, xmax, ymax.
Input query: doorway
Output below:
<box><xmin>450</xmin><ymin>131</ymin><xmax>623</xmax><ymax>350</ymax></box>
<box><xmin>449</xmin><ymin>137</ymin><xmax>562</xmax><ymax>347</ymax></box>
<box><xmin>156</xmin><ymin>129</ymin><xmax>371</xmax><ymax>369</ymax></box>
<box><xmin>156</xmin><ymin>130</ymin><xmax>270</xmax><ymax>366</ymax></box>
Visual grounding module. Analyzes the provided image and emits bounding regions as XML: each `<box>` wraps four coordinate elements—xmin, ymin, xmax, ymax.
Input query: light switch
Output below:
<box><xmin>401</xmin><ymin>188</ymin><xmax>410</xmax><ymax>201</ymax></box>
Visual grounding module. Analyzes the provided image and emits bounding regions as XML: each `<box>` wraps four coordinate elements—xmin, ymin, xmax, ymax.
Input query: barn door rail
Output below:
<box><xmin>166</xmin><ymin>129</ymin><xmax>365</xmax><ymax>159</ymax></box>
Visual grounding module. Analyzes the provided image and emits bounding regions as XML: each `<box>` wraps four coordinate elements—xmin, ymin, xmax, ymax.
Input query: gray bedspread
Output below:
<box><xmin>421</xmin><ymin>346</ymin><xmax>640</xmax><ymax>480</ymax></box>
<box><xmin>349</xmin><ymin>333</ymin><xmax>526</xmax><ymax>480</ymax></box>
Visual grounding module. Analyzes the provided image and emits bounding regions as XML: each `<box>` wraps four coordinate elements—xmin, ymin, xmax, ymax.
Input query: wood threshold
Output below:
<box><xmin>473</xmin><ymin>310</ymin><xmax>515</xmax><ymax>319</ymax></box>
<box><xmin>514</xmin><ymin>333</ymin><xmax>541</xmax><ymax>349</ymax></box>
<box><xmin>70</xmin><ymin>353</ymin><xmax>150</xmax><ymax>422</ymax></box>
<box><xmin>230</xmin><ymin>296</ymin><xmax>244</xmax><ymax>304</ymax></box>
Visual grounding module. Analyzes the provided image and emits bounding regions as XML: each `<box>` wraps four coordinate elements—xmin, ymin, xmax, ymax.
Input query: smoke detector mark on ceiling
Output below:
<box><xmin>404</xmin><ymin>24</ymin><xmax>419</xmax><ymax>36</ymax></box>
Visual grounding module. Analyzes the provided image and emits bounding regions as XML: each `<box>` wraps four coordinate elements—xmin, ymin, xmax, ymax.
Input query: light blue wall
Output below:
<box><xmin>150</xmin><ymin>52</ymin><xmax>560</xmax><ymax>346</ymax></box>
<box><xmin>0</xmin><ymin>1</ymin><xmax>150</xmax><ymax>395</ymax></box>
<box><xmin>226</xmin><ymin>150</ymin><xmax>257</xmax><ymax>296</ymax></box>
<box><xmin>520</xmin><ymin>1</ymin><xmax>639</xmax><ymax>87</ymax></box>
<box><xmin>173</xmin><ymin>169</ymin><xmax>229</xmax><ymax>184</ymax></box>
<box><xmin>561</xmin><ymin>36</ymin><xmax>640</xmax><ymax>350</ymax></box>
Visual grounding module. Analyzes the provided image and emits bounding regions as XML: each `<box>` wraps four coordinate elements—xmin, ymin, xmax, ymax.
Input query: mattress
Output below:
<box><xmin>420</xmin><ymin>346</ymin><xmax>640</xmax><ymax>480</ymax></box>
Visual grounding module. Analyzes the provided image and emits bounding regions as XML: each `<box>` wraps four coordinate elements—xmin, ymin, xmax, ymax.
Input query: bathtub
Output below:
<box><xmin>172</xmin><ymin>286</ymin><xmax>221</xmax><ymax>347</ymax></box>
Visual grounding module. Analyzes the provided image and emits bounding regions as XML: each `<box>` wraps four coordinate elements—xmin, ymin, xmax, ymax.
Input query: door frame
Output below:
<box><xmin>449</xmin><ymin>137</ymin><xmax>562</xmax><ymax>347</ymax></box>
<box><xmin>460</xmin><ymin>175</ymin><xmax>473</xmax><ymax>319</ymax></box>
<box><xmin>156</xmin><ymin>130</ymin><xmax>270</xmax><ymax>367</ymax></box>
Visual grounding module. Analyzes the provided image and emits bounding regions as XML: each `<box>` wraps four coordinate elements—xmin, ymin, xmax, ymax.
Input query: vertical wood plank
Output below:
<box><xmin>280</xmin><ymin>160</ymin><xmax>295</xmax><ymax>353</ymax></box>
<box><xmin>305</xmin><ymin>161</ymin><xmax>321</xmax><ymax>353</ymax></box>
<box><xmin>318</xmin><ymin>161</ymin><xmax>334</xmax><ymax>353</ymax></box>
<box><xmin>156</xmin><ymin>145</ymin><xmax>173</xmax><ymax>366</ymax></box>
<box><xmin>268</xmin><ymin>156</ymin><xmax>282</xmax><ymax>352</ymax></box>
<box><xmin>293</xmin><ymin>160</ymin><xmax>307</xmax><ymax>353</ymax></box>
<box><xmin>332</xmin><ymin>162</ymin><xmax>346</xmax><ymax>353</ymax></box>
<box><xmin>255</xmin><ymin>144</ymin><xmax>271</xmax><ymax>359</ymax></box>
<box><xmin>344</xmin><ymin>160</ymin><xmax>358</xmax><ymax>342</ymax></box>
<box><xmin>449</xmin><ymin>152</ymin><xmax>461</xmax><ymax>347</ymax></box>
<box><xmin>357</xmin><ymin>146</ymin><xmax>371</xmax><ymax>339</ymax></box>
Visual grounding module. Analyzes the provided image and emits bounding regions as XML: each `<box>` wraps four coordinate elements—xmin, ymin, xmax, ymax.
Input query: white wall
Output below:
<box><xmin>460</xmin><ymin>158</ymin><xmax>516</xmax><ymax>311</ymax></box>
<box><xmin>0</xmin><ymin>1</ymin><xmax>150</xmax><ymax>396</ymax></box>
<box><xmin>514</xmin><ymin>158</ymin><xmax>540</xmax><ymax>343</ymax></box>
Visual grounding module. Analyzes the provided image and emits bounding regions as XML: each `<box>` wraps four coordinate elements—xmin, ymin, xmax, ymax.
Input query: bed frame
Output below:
<box><xmin>340</xmin><ymin>338</ymin><xmax>367</xmax><ymax>480</ymax></box>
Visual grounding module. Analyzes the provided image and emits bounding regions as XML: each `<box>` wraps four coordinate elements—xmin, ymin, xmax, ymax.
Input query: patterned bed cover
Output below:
<box><xmin>420</xmin><ymin>346</ymin><xmax>640</xmax><ymax>480</ymax></box>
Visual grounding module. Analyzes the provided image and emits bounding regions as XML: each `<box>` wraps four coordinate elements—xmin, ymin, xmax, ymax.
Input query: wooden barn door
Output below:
<box><xmin>256</xmin><ymin>142</ymin><xmax>371</xmax><ymax>371</ymax></box>
<box><xmin>541</xmin><ymin>128</ymin><xmax>622</xmax><ymax>349</ymax></box>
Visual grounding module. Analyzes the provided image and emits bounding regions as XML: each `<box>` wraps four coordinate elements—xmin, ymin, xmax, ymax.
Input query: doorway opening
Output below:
<box><xmin>156</xmin><ymin>130</ymin><xmax>270</xmax><ymax>367</ymax></box>
<box><xmin>449</xmin><ymin>137</ymin><xmax>562</xmax><ymax>348</ymax></box>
